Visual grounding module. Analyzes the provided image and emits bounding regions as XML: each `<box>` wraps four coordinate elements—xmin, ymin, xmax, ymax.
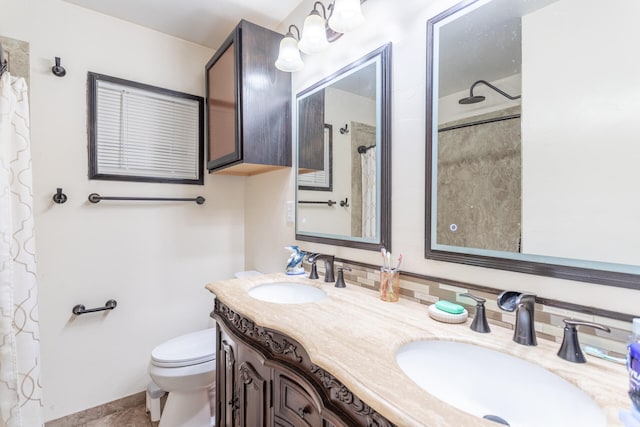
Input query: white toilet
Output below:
<box><xmin>147</xmin><ymin>271</ymin><xmax>262</xmax><ymax>426</ymax></box>
<box><xmin>148</xmin><ymin>328</ymin><xmax>217</xmax><ymax>427</ymax></box>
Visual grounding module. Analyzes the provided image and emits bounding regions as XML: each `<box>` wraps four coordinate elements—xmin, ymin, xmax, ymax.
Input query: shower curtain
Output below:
<box><xmin>0</xmin><ymin>72</ymin><xmax>43</xmax><ymax>427</ymax></box>
<box><xmin>361</xmin><ymin>148</ymin><xmax>376</xmax><ymax>239</ymax></box>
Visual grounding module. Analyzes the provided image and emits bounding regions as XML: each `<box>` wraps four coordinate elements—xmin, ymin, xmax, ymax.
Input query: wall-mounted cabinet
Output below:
<box><xmin>205</xmin><ymin>20</ymin><xmax>292</xmax><ymax>176</ymax></box>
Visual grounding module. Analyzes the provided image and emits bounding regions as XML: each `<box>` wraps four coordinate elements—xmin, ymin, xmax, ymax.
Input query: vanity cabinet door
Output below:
<box><xmin>205</xmin><ymin>19</ymin><xmax>291</xmax><ymax>176</ymax></box>
<box><xmin>237</xmin><ymin>344</ymin><xmax>272</xmax><ymax>427</ymax></box>
<box><xmin>217</xmin><ymin>327</ymin><xmax>239</xmax><ymax>427</ymax></box>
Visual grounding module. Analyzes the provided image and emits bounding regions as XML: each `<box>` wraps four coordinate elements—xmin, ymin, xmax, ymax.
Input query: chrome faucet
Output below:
<box><xmin>307</xmin><ymin>253</ymin><xmax>335</xmax><ymax>282</ymax></box>
<box><xmin>498</xmin><ymin>291</ymin><xmax>537</xmax><ymax>346</ymax></box>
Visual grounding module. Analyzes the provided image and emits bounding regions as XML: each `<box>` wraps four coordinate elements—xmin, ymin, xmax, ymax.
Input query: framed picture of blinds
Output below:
<box><xmin>87</xmin><ymin>72</ymin><xmax>204</xmax><ymax>185</ymax></box>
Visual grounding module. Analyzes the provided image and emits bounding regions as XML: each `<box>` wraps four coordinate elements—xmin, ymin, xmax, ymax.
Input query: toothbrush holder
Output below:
<box><xmin>379</xmin><ymin>268</ymin><xmax>400</xmax><ymax>302</ymax></box>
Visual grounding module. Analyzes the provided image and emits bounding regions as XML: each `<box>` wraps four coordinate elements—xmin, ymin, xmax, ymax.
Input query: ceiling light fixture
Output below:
<box><xmin>275</xmin><ymin>0</ymin><xmax>366</xmax><ymax>73</ymax></box>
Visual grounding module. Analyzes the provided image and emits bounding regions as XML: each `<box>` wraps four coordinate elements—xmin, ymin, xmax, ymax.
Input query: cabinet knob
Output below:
<box><xmin>297</xmin><ymin>406</ymin><xmax>310</xmax><ymax>419</ymax></box>
<box><xmin>228</xmin><ymin>396</ymin><xmax>239</xmax><ymax>411</ymax></box>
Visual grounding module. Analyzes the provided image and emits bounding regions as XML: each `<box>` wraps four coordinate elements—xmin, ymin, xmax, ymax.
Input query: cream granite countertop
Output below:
<box><xmin>205</xmin><ymin>273</ymin><xmax>629</xmax><ymax>427</ymax></box>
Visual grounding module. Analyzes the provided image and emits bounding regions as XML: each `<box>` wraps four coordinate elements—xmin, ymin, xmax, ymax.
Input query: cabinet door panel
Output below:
<box><xmin>217</xmin><ymin>330</ymin><xmax>238</xmax><ymax>427</ymax></box>
<box><xmin>238</xmin><ymin>345</ymin><xmax>271</xmax><ymax>427</ymax></box>
<box><xmin>207</xmin><ymin>41</ymin><xmax>240</xmax><ymax>169</ymax></box>
<box><xmin>298</xmin><ymin>90</ymin><xmax>325</xmax><ymax>173</ymax></box>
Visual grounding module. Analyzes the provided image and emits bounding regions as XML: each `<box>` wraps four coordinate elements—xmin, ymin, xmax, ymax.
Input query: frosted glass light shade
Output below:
<box><xmin>298</xmin><ymin>11</ymin><xmax>330</xmax><ymax>54</ymax></box>
<box><xmin>328</xmin><ymin>0</ymin><xmax>364</xmax><ymax>33</ymax></box>
<box><xmin>275</xmin><ymin>35</ymin><xmax>304</xmax><ymax>72</ymax></box>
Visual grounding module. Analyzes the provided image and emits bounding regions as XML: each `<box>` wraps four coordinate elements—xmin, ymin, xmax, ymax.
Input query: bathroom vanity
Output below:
<box><xmin>206</xmin><ymin>273</ymin><xmax>629</xmax><ymax>426</ymax></box>
<box><xmin>213</xmin><ymin>300</ymin><xmax>390</xmax><ymax>426</ymax></box>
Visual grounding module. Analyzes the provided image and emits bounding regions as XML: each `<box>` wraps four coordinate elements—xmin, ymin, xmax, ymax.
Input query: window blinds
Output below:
<box><xmin>94</xmin><ymin>79</ymin><xmax>201</xmax><ymax>182</ymax></box>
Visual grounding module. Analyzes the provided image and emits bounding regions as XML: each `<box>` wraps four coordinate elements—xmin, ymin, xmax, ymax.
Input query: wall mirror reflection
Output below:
<box><xmin>296</xmin><ymin>43</ymin><xmax>391</xmax><ymax>251</ymax></box>
<box><xmin>426</xmin><ymin>0</ymin><xmax>640</xmax><ymax>288</ymax></box>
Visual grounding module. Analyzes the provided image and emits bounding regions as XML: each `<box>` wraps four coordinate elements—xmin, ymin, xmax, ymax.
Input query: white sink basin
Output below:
<box><xmin>395</xmin><ymin>340</ymin><xmax>605</xmax><ymax>427</ymax></box>
<box><xmin>248</xmin><ymin>282</ymin><xmax>326</xmax><ymax>304</ymax></box>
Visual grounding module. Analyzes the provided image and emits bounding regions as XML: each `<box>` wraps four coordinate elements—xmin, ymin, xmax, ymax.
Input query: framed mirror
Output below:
<box><xmin>426</xmin><ymin>0</ymin><xmax>640</xmax><ymax>289</ymax></box>
<box><xmin>296</xmin><ymin>43</ymin><xmax>391</xmax><ymax>251</ymax></box>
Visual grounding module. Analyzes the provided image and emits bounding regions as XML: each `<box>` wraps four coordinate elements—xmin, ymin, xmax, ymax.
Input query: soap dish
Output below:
<box><xmin>428</xmin><ymin>304</ymin><xmax>468</xmax><ymax>324</ymax></box>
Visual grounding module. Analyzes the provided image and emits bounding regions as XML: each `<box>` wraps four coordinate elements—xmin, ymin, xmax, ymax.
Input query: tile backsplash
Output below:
<box><xmin>309</xmin><ymin>259</ymin><xmax>634</xmax><ymax>358</ymax></box>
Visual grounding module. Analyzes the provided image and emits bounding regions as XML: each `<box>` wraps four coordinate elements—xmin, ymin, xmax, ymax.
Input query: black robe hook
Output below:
<box><xmin>53</xmin><ymin>188</ymin><xmax>68</xmax><ymax>204</ymax></box>
<box><xmin>52</xmin><ymin>57</ymin><xmax>66</xmax><ymax>77</ymax></box>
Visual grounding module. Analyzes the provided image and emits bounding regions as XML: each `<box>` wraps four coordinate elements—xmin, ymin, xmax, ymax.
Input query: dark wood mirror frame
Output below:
<box><xmin>424</xmin><ymin>1</ymin><xmax>639</xmax><ymax>290</ymax></box>
<box><xmin>296</xmin><ymin>43</ymin><xmax>392</xmax><ymax>251</ymax></box>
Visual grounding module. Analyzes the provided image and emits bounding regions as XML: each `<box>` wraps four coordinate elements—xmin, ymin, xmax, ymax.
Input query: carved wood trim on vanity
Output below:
<box><xmin>310</xmin><ymin>364</ymin><xmax>394</xmax><ymax>427</ymax></box>
<box><xmin>213</xmin><ymin>299</ymin><xmax>396</xmax><ymax>427</ymax></box>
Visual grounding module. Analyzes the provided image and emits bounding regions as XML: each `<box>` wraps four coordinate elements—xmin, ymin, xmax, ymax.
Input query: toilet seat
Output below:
<box><xmin>151</xmin><ymin>328</ymin><xmax>216</xmax><ymax>368</ymax></box>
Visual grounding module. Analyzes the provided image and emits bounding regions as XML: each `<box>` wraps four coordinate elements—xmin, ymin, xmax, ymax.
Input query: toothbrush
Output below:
<box><xmin>395</xmin><ymin>253</ymin><xmax>403</xmax><ymax>271</ymax></box>
<box><xmin>381</xmin><ymin>248</ymin><xmax>388</xmax><ymax>269</ymax></box>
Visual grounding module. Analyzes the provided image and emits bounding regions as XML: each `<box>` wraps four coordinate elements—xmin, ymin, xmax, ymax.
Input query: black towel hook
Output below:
<box><xmin>52</xmin><ymin>57</ymin><xmax>66</xmax><ymax>77</ymax></box>
<box><xmin>52</xmin><ymin>188</ymin><xmax>68</xmax><ymax>204</ymax></box>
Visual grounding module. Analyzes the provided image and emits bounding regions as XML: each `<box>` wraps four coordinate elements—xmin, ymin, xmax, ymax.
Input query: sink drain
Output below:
<box><xmin>483</xmin><ymin>415</ymin><xmax>510</xmax><ymax>426</ymax></box>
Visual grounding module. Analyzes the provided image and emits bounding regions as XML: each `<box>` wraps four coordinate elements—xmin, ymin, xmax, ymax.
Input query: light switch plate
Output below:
<box><xmin>286</xmin><ymin>201</ymin><xmax>294</xmax><ymax>224</ymax></box>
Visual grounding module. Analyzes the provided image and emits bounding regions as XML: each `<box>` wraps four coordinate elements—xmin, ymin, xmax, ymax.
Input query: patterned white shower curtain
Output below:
<box><xmin>0</xmin><ymin>72</ymin><xmax>43</xmax><ymax>427</ymax></box>
<box><xmin>361</xmin><ymin>148</ymin><xmax>376</xmax><ymax>239</ymax></box>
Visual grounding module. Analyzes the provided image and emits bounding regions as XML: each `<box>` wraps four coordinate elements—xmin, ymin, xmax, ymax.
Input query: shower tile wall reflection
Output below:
<box><xmin>436</xmin><ymin>107</ymin><xmax>521</xmax><ymax>252</ymax></box>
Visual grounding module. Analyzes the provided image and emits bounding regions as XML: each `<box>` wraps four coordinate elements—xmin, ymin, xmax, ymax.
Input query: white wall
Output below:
<box><xmin>245</xmin><ymin>0</ymin><xmax>639</xmax><ymax>314</ymax></box>
<box><xmin>1</xmin><ymin>0</ymin><xmax>246</xmax><ymax>421</ymax></box>
<box><xmin>521</xmin><ymin>0</ymin><xmax>640</xmax><ymax>265</ymax></box>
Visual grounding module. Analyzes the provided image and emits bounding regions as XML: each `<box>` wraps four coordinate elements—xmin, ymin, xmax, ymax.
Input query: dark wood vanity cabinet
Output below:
<box><xmin>212</xmin><ymin>299</ymin><xmax>396</xmax><ymax>427</ymax></box>
<box><xmin>205</xmin><ymin>20</ymin><xmax>291</xmax><ymax>176</ymax></box>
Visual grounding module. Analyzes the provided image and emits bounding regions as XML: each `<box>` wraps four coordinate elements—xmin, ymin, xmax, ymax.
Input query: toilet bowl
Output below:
<box><xmin>148</xmin><ymin>328</ymin><xmax>216</xmax><ymax>427</ymax></box>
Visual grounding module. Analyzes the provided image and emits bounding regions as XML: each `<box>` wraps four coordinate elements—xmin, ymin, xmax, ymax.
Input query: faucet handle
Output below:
<box><xmin>335</xmin><ymin>267</ymin><xmax>351</xmax><ymax>288</ymax></box>
<box><xmin>306</xmin><ymin>253</ymin><xmax>320</xmax><ymax>279</ymax></box>
<box><xmin>557</xmin><ymin>318</ymin><xmax>611</xmax><ymax>363</ymax></box>
<box><xmin>461</xmin><ymin>293</ymin><xmax>490</xmax><ymax>333</ymax></box>
<box><xmin>308</xmin><ymin>262</ymin><xmax>319</xmax><ymax>279</ymax></box>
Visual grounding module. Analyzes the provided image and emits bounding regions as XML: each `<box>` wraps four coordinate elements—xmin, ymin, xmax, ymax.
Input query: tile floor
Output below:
<box><xmin>45</xmin><ymin>388</ymin><xmax>217</xmax><ymax>426</ymax></box>
<box><xmin>45</xmin><ymin>392</ymin><xmax>162</xmax><ymax>427</ymax></box>
<box><xmin>82</xmin><ymin>403</ymin><xmax>157</xmax><ymax>427</ymax></box>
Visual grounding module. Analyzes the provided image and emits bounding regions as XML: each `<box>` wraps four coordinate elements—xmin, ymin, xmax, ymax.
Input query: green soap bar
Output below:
<box><xmin>435</xmin><ymin>300</ymin><xmax>464</xmax><ymax>314</ymax></box>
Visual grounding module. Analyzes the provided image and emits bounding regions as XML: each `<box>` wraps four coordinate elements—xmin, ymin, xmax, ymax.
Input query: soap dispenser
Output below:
<box><xmin>284</xmin><ymin>246</ymin><xmax>306</xmax><ymax>275</ymax></box>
